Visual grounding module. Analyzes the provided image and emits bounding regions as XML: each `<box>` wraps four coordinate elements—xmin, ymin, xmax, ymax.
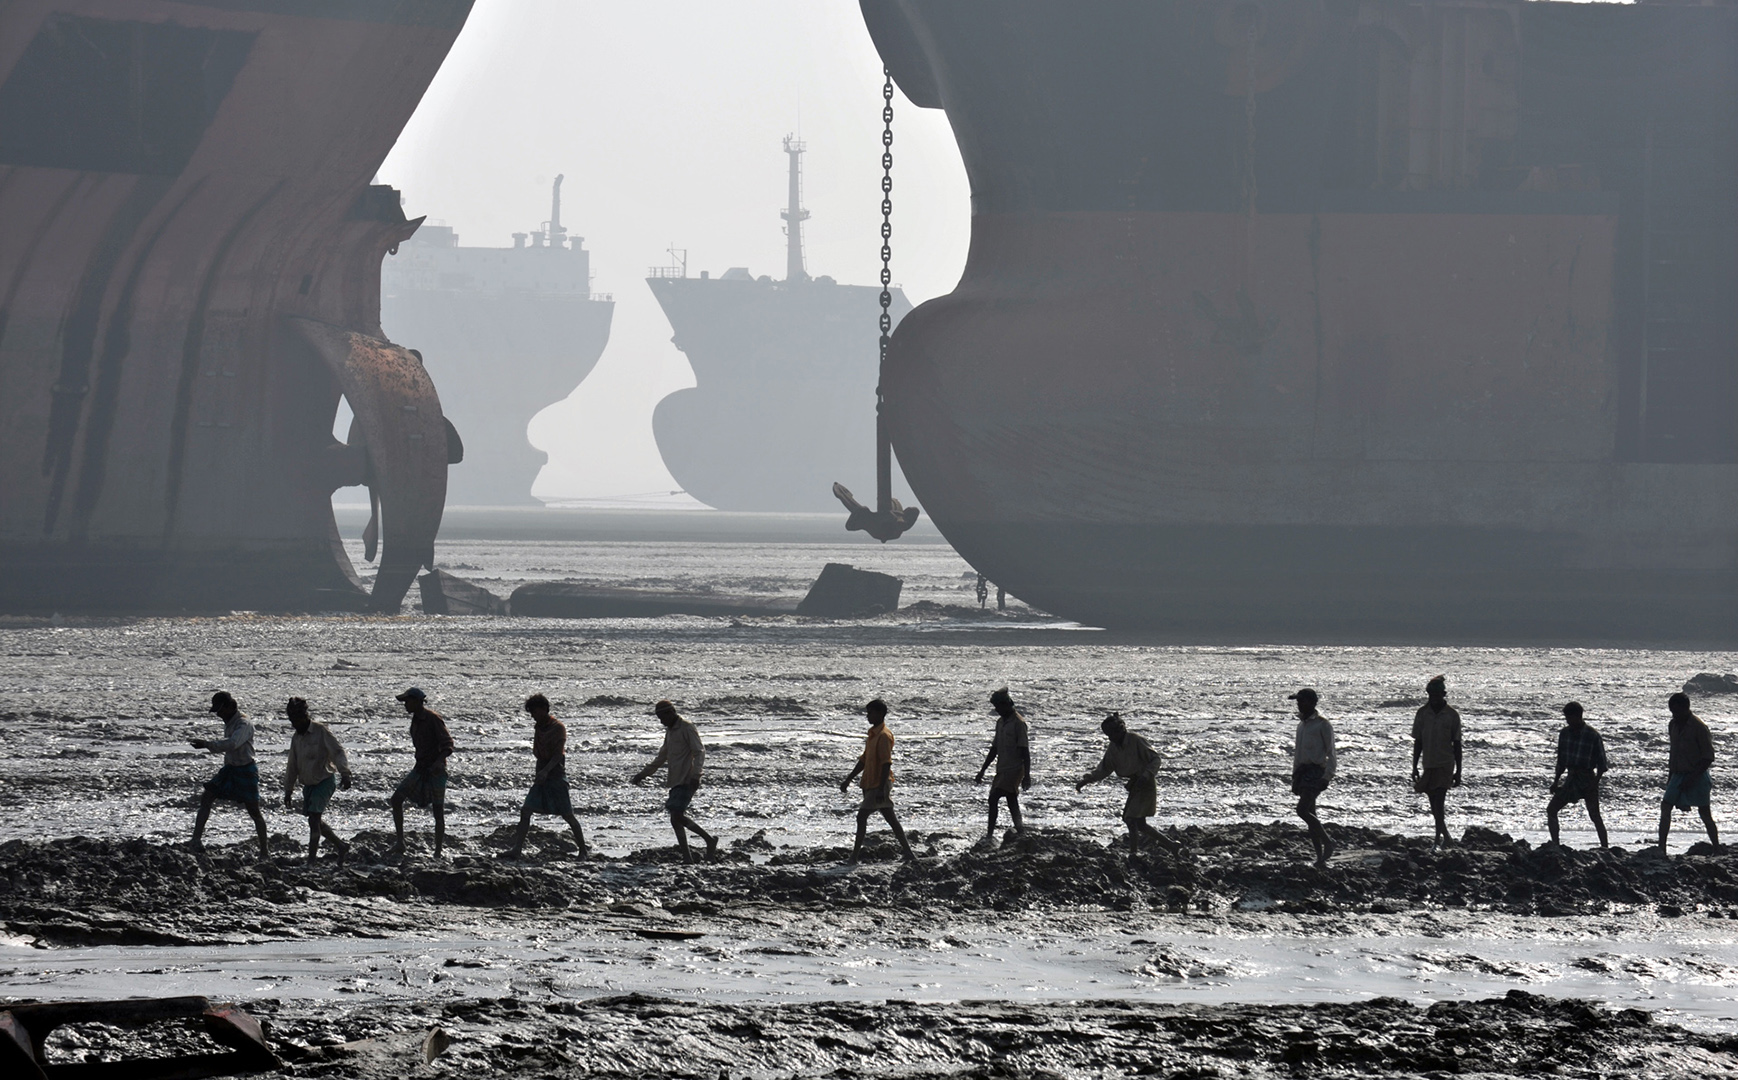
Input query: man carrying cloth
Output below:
<box><xmin>1546</xmin><ymin>701</ymin><xmax>1608</xmax><ymax>849</ymax></box>
<box><xmin>840</xmin><ymin>698</ymin><xmax>918</xmax><ymax>863</ymax></box>
<box><xmin>633</xmin><ymin>700</ymin><xmax>719</xmax><ymax>863</ymax></box>
<box><xmin>283</xmin><ymin>696</ymin><xmax>353</xmax><ymax>865</ymax></box>
<box><xmin>190</xmin><ymin>690</ymin><xmax>269</xmax><ymax>858</ymax></box>
<box><xmin>974</xmin><ymin>687</ymin><xmax>1032</xmax><ymax>845</ymax></box>
<box><xmin>389</xmin><ymin>687</ymin><xmax>453</xmax><ymax>859</ymax></box>
<box><xmin>1076</xmin><ymin>712</ymin><xmax>1180</xmax><ymax>860</ymax></box>
<box><xmin>504</xmin><ymin>693</ymin><xmax>588</xmax><ymax>860</ymax></box>
<box><xmin>1660</xmin><ymin>691</ymin><xmax>1720</xmax><ymax>853</ymax></box>
<box><xmin>1411</xmin><ymin>675</ymin><xmax>1463</xmax><ymax>851</ymax></box>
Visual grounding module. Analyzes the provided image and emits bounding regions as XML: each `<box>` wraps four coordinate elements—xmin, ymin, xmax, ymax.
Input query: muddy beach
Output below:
<box><xmin>25</xmin><ymin>991</ymin><xmax>1738</xmax><ymax>1078</ymax></box>
<box><xmin>6</xmin><ymin>823</ymin><xmax>1738</xmax><ymax>948</ymax></box>
<box><xmin>5</xmin><ymin>539</ymin><xmax>1738</xmax><ymax>1074</ymax></box>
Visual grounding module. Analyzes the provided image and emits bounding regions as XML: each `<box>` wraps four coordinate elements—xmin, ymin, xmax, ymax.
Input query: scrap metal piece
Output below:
<box><xmin>0</xmin><ymin>996</ymin><xmax>278</xmax><ymax>1079</ymax></box>
<box><xmin>289</xmin><ymin>317</ymin><xmax>449</xmax><ymax>613</ymax></box>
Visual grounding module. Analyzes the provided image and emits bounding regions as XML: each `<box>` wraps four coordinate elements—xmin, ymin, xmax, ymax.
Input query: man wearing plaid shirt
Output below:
<box><xmin>1546</xmin><ymin>701</ymin><xmax>1608</xmax><ymax>849</ymax></box>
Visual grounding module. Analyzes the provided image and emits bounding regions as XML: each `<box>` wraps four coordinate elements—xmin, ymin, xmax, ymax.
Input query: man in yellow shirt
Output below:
<box><xmin>840</xmin><ymin>699</ymin><xmax>917</xmax><ymax>863</ymax></box>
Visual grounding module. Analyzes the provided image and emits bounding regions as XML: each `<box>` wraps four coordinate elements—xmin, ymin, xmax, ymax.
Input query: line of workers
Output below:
<box><xmin>187</xmin><ymin>678</ymin><xmax>1720</xmax><ymax>868</ymax></box>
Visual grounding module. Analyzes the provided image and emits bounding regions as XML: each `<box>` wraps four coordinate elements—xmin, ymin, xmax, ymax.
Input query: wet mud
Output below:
<box><xmin>6</xmin><ymin>823</ymin><xmax>1738</xmax><ymax>947</ymax></box>
<box><xmin>26</xmin><ymin>991</ymin><xmax>1738</xmax><ymax>1078</ymax></box>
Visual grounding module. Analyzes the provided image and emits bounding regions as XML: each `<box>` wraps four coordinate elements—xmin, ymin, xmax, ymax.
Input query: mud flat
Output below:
<box><xmin>5</xmin><ymin>824</ymin><xmax>1738</xmax><ymax>947</ymax></box>
<box><xmin>16</xmin><ymin>991</ymin><xmax>1735</xmax><ymax>1078</ymax></box>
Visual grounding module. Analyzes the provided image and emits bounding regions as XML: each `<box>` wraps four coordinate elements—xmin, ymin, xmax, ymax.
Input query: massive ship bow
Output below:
<box><xmin>863</xmin><ymin>0</ymin><xmax>1738</xmax><ymax>640</ymax></box>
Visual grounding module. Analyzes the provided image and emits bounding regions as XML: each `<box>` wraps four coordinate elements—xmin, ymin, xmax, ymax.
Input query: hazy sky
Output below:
<box><xmin>376</xmin><ymin>1</ymin><xmax>970</xmax><ymax>503</ymax></box>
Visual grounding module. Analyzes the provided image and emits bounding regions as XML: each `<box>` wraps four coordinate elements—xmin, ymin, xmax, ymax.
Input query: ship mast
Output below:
<box><xmin>781</xmin><ymin>135</ymin><xmax>809</xmax><ymax>282</ymax></box>
<box><xmin>547</xmin><ymin>173</ymin><xmax>567</xmax><ymax>249</ymax></box>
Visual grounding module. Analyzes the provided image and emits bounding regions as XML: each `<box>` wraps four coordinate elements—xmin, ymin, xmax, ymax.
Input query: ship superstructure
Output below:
<box><xmin>382</xmin><ymin>176</ymin><xmax>615</xmax><ymax>506</ymax></box>
<box><xmin>647</xmin><ymin>138</ymin><xmax>912</xmax><ymax>512</ymax></box>
<box><xmin>862</xmin><ymin>0</ymin><xmax>1738</xmax><ymax>640</ymax></box>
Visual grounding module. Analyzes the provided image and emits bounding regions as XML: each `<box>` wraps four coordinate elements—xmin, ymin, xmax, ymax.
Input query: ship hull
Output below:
<box><xmin>865</xmin><ymin>0</ymin><xmax>1738</xmax><ymax>640</ymax></box>
<box><xmin>383</xmin><ymin>291</ymin><xmax>614</xmax><ymax>506</ymax></box>
<box><xmin>0</xmin><ymin>1</ymin><xmax>471</xmax><ymax>612</ymax></box>
<box><xmin>648</xmin><ymin>276</ymin><xmax>912</xmax><ymax>512</ymax></box>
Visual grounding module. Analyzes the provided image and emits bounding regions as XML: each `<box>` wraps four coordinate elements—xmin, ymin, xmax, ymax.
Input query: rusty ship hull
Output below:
<box><xmin>863</xmin><ymin>0</ymin><xmax>1738</xmax><ymax>640</ymax></box>
<box><xmin>0</xmin><ymin>0</ymin><xmax>472</xmax><ymax>612</ymax></box>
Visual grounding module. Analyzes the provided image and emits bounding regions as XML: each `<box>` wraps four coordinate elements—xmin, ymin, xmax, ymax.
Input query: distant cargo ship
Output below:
<box><xmin>647</xmin><ymin>137</ymin><xmax>912</xmax><ymax>512</ymax></box>
<box><xmin>382</xmin><ymin>176</ymin><xmax>614</xmax><ymax>506</ymax></box>
<box><xmin>862</xmin><ymin>0</ymin><xmax>1738</xmax><ymax>640</ymax></box>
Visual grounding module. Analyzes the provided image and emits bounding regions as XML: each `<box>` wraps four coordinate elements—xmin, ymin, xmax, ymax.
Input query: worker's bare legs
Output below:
<box><xmin>1586</xmin><ymin>793</ymin><xmax>1610</xmax><ymax>849</ymax></box>
<box><xmin>672</xmin><ymin>812</ymin><xmax>716</xmax><ymax>863</ymax></box>
<box><xmin>986</xmin><ymin>790</ymin><xmax>1025</xmax><ymax>841</ymax></box>
<box><xmin>1427</xmin><ymin>789</ymin><xmax>1450</xmax><ymax>849</ymax></box>
<box><xmin>561</xmin><ymin>811</ymin><xmax>587</xmax><ymax>857</ymax></box>
<box><xmin>431</xmin><ymin>804</ymin><xmax>446</xmax><ymax>858</ymax></box>
<box><xmin>238</xmin><ymin>802</ymin><xmax>268</xmax><ymax>858</ymax></box>
<box><xmin>191</xmin><ymin>792</ymin><xmax>216</xmax><ymax>850</ymax></box>
<box><xmin>852</xmin><ymin>806</ymin><xmax>916</xmax><ymax>863</ymax></box>
<box><xmin>1297</xmin><ymin>791</ymin><xmax>1332</xmax><ymax>866</ymax></box>
<box><xmin>1124</xmin><ymin>814</ymin><xmax>1179</xmax><ymax>860</ymax></box>
<box><xmin>307</xmin><ymin>812</ymin><xmax>347</xmax><ymax>864</ymax></box>
<box><xmin>1666</xmin><ymin>803</ymin><xmax>1724</xmax><ymax>851</ymax></box>
<box><xmin>506</xmin><ymin>808</ymin><xmax>535</xmax><ymax>857</ymax></box>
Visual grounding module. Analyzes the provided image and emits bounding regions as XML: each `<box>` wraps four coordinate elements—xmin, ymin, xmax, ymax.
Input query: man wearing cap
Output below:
<box><xmin>1546</xmin><ymin>701</ymin><xmax>1608</xmax><ymax>849</ymax></box>
<box><xmin>1075</xmin><ymin>713</ymin><xmax>1179</xmax><ymax>859</ymax></box>
<box><xmin>389</xmin><ymin>687</ymin><xmax>453</xmax><ymax>858</ymax></box>
<box><xmin>633</xmin><ymin>700</ymin><xmax>719</xmax><ymax>863</ymax></box>
<box><xmin>1660</xmin><ymin>692</ymin><xmax>1720</xmax><ymax>853</ymax></box>
<box><xmin>1411</xmin><ymin>675</ymin><xmax>1463</xmax><ymax>852</ymax></box>
<box><xmin>1290</xmin><ymin>688</ymin><xmax>1337</xmax><ymax>868</ymax></box>
<box><xmin>504</xmin><ymin>693</ymin><xmax>587</xmax><ymax>860</ymax></box>
<box><xmin>190</xmin><ymin>690</ymin><xmax>269</xmax><ymax>858</ymax></box>
<box><xmin>974</xmin><ymin>688</ymin><xmax>1032</xmax><ymax>845</ymax></box>
<box><xmin>840</xmin><ymin>698</ymin><xmax>918</xmax><ymax>863</ymax></box>
<box><xmin>283</xmin><ymin>696</ymin><xmax>353</xmax><ymax>865</ymax></box>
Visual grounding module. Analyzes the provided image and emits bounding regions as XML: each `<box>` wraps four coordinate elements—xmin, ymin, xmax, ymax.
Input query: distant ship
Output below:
<box><xmin>647</xmin><ymin>137</ymin><xmax>913</xmax><ymax>512</ymax></box>
<box><xmin>382</xmin><ymin>176</ymin><xmax>614</xmax><ymax>506</ymax></box>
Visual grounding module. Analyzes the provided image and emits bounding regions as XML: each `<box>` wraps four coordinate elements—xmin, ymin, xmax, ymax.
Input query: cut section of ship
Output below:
<box><xmin>382</xmin><ymin>176</ymin><xmax>614</xmax><ymax>506</ymax></box>
<box><xmin>0</xmin><ymin>1</ymin><xmax>471</xmax><ymax>613</ymax></box>
<box><xmin>647</xmin><ymin>136</ymin><xmax>913</xmax><ymax>512</ymax></box>
<box><xmin>861</xmin><ymin>0</ymin><xmax>1738</xmax><ymax>641</ymax></box>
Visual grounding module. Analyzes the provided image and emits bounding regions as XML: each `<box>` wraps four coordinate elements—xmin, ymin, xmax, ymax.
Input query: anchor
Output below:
<box><xmin>834</xmin><ymin>66</ymin><xmax>920</xmax><ymax>543</ymax></box>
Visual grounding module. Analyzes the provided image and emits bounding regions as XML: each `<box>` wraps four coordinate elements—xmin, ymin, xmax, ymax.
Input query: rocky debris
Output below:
<box><xmin>417</xmin><ymin>570</ymin><xmax>507</xmax><ymax>616</ymax></box>
<box><xmin>6</xmin><ymin>824</ymin><xmax>1738</xmax><ymax>946</ymax></box>
<box><xmin>796</xmin><ymin>563</ymin><xmax>902</xmax><ymax>618</ymax></box>
<box><xmin>73</xmin><ymin>992</ymin><xmax>1722</xmax><ymax>1079</ymax></box>
<box><xmin>1685</xmin><ymin>673</ymin><xmax>1738</xmax><ymax>696</ymax></box>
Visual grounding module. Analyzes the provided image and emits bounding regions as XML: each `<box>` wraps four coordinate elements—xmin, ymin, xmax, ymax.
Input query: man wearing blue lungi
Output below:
<box><xmin>190</xmin><ymin>690</ymin><xmax>269</xmax><ymax>858</ymax></box>
<box><xmin>283</xmin><ymin>696</ymin><xmax>353</xmax><ymax>865</ymax></box>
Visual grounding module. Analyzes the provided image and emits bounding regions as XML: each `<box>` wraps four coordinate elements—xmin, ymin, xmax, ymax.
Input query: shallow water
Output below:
<box><xmin>3</xmin><ymin>522</ymin><xmax>1737</xmax><ymax>1031</ymax></box>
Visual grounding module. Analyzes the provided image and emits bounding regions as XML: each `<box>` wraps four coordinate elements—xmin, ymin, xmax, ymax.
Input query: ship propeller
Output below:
<box><xmin>289</xmin><ymin>316</ymin><xmax>449</xmax><ymax>612</ymax></box>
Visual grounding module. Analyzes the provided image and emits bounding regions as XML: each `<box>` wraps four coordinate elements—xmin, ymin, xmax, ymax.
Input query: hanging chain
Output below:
<box><xmin>877</xmin><ymin>67</ymin><xmax>895</xmax><ymax>382</ymax></box>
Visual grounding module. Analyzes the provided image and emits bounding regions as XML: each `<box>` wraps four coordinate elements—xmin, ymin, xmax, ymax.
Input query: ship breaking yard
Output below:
<box><xmin>3</xmin><ymin>0</ymin><xmax>1738</xmax><ymax>1078</ymax></box>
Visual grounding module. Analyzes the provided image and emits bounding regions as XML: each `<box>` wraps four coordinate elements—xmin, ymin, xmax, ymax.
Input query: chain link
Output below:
<box><xmin>878</xmin><ymin>68</ymin><xmax>895</xmax><ymax>361</ymax></box>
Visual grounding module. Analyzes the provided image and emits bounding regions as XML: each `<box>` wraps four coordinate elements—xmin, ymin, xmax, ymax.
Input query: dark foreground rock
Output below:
<box><xmin>6</xmin><ymin>823</ymin><xmax>1738</xmax><ymax>944</ymax></box>
<box><xmin>21</xmin><ymin>992</ymin><xmax>1736</xmax><ymax>1078</ymax></box>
